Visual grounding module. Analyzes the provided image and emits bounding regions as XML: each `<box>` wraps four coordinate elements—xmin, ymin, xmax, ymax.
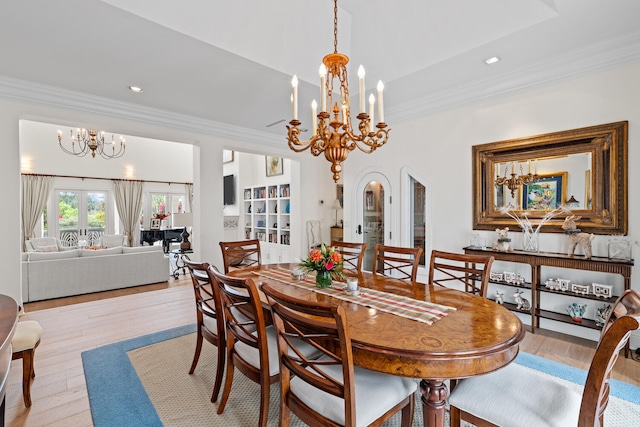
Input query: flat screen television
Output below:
<box><xmin>223</xmin><ymin>174</ymin><xmax>235</xmax><ymax>205</ymax></box>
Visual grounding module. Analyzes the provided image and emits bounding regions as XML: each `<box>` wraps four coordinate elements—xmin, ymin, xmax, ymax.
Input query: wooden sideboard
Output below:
<box><xmin>463</xmin><ymin>247</ymin><xmax>633</xmax><ymax>352</ymax></box>
<box><xmin>330</xmin><ymin>226</ymin><xmax>344</xmax><ymax>242</ymax></box>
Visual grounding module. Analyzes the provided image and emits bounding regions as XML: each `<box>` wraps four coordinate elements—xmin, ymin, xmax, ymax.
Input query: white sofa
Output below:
<box><xmin>21</xmin><ymin>241</ymin><xmax>168</xmax><ymax>302</ymax></box>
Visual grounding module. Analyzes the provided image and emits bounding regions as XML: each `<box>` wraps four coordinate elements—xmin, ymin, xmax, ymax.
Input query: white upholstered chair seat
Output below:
<box><xmin>290</xmin><ymin>357</ymin><xmax>417</xmax><ymax>427</ymax></box>
<box><xmin>234</xmin><ymin>326</ymin><xmax>319</xmax><ymax>376</ymax></box>
<box><xmin>448</xmin><ymin>362</ymin><xmax>582</xmax><ymax>427</ymax></box>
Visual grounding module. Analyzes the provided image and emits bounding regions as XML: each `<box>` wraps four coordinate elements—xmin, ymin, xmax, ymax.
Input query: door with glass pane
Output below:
<box><xmin>57</xmin><ymin>190</ymin><xmax>107</xmax><ymax>247</ymax></box>
<box><xmin>355</xmin><ymin>173</ymin><xmax>392</xmax><ymax>272</ymax></box>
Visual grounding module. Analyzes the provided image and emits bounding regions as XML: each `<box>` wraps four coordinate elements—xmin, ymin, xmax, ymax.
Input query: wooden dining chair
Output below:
<box><xmin>210</xmin><ymin>268</ymin><xmax>319</xmax><ymax>427</ymax></box>
<box><xmin>183</xmin><ymin>258</ymin><xmax>226</xmax><ymax>403</ymax></box>
<box><xmin>428</xmin><ymin>250</ymin><xmax>495</xmax><ymax>297</ymax></box>
<box><xmin>219</xmin><ymin>239</ymin><xmax>262</xmax><ymax>273</ymax></box>
<box><xmin>372</xmin><ymin>244</ymin><xmax>423</xmax><ymax>282</ymax></box>
<box><xmin>262</xmin><ymin>283</ymin><xmax>416</xmax><ymax>427</ymax></box>
<box><xmin>330</xmin><ymin>240</ymin><xmax>366</xmax><ymax>273</ymax></box>
<box><xmin>449</xmin><ymin>289</ymin><xmax>640</xmax><ymax>427</ymax></box>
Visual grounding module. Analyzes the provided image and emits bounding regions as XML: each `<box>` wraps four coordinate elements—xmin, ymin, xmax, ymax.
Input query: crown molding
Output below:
<box><xmin>0</xmin><ymin>76</ymin><xmax>283</xmax><ymax>146</ymax></box>
<box><xmin>388</xmin><ymin>30</ymin><xmax>640</xmax><ymax>123</ymax></box>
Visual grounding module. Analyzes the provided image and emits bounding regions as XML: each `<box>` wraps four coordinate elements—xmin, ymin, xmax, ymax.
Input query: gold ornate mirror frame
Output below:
<box><xmin>472</xmin><ymin>121</ymin><xmax>628</xmax><ymax>234</ymax></box>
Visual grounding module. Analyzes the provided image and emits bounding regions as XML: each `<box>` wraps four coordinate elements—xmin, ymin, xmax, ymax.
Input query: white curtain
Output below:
<box><xmin>113</xmin><ymin>180</ymin><xmax>144</xmax><ymax>247</ymax></box>
<box><xmin>21</xmin><ymin>175</ymin><xmax>54</xmax><ymax>251</ymax></box>
<box><xmin>185</xmin><ymin>183</ymin><xmax>193</xmax><ymax>213</ymax></box>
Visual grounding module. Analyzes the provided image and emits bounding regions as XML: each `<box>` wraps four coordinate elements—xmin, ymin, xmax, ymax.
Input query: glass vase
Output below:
<box><xmin>523</xmin><ymin>230</ymin><xmax>540</xmax><ymax>252</ymax></box>
<box><xmin>315</xmin><ymin>270</ymin><xmax>332</xmax><ymax>288</ymax></box>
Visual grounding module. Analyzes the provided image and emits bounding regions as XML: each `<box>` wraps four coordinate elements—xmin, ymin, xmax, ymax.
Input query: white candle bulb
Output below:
<box><xmin>341</xmin><ymin>103</ymin><xmax>348</xmax><ymax>123</ymax></box>
<box><xmin>358</xmin><ymin>65</ymin><xmax>366</xmax><ymax>114</ymax></box>
<box><xmin>368</xmin><ymin>93</ymin><xmax>375</xmax><ymax>133</ymax></box>
<box><xmin>376</xmin><ymin>80</ymin><xmax>384</xmax><ymax>123</ymax></box>
<box><xmin>291</xmin><ymin>75</ymin><xmax>299</xmax><ymax>121</ymax></box>
<box><xmin>319</xmin><ymin>64</ymin><xmax>327</xmax><ymax>112</ymax></box>
<box><xmin>311</xmin><ymin>100</ymin><xmax>318</xmax><ymax>135</ymax></box>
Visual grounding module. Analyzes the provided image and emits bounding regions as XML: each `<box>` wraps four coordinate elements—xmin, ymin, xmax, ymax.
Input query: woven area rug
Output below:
<box><xmin>83</xmin><ymin>325</ymin><xmax>640</xmax><ymax>427</ymax></box>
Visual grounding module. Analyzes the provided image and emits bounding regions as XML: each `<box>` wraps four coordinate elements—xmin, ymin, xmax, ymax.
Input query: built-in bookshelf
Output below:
<box><xmin>244</xmin><ymin>184</ymin><xmax>291</xmax><ymax>257</ymax></box>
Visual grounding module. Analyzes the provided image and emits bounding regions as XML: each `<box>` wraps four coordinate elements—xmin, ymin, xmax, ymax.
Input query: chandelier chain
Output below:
<box><xmin>333</xmin><ymin>0</ymin><xmax>338</xmax><ymax>54</ymax></box>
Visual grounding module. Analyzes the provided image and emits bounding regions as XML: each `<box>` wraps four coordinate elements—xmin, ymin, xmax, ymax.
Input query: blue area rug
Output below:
<box><xmin>81</xmin><ymin>324</ymin><xmax>196</xmax><ymax>427</ymax></box>
<box><xmin>82</xmin><ymin>325</ymin><xmax>640</xmax><ymax>426</ymax></box>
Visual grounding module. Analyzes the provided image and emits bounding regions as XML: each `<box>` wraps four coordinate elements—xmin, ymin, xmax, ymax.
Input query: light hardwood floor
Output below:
<box><xmin>5</xmin><ymin>278</ymin><xmax>640</xmax><ymax>426</ymax></box>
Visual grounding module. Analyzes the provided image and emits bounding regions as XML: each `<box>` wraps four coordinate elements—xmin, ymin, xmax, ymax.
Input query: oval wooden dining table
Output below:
<box><xmin>229</xmin><ymin>264</ymin><xmax>526</xmax><ymax>427</ymax></box>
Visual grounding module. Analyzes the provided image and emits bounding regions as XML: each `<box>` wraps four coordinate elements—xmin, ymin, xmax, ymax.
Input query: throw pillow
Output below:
<box><xmin>80</xmin><ymin>246</ymin><xmax>123</xmax><ymax>257</ymax></box>
<box><xmin>28</xmin><ymin>249</ymin><xmax>80</xmax><ymax>261</ymax></box>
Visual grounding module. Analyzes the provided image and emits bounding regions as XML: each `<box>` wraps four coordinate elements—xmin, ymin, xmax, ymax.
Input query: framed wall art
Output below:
<box><xmin>265</xmin><ymin>156</ymin><xmax>283</xmax><ymax>177</ymax></box>
<box><xmin>521</xmin><ymin>172</ymin><xmax>567</xmax><ymax>210</ymax></box>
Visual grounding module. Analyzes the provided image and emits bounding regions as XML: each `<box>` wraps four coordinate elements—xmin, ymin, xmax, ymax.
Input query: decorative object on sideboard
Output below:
<box><xmin>545</xmin><ymin>278</ymin><xmax>562</xmax><ymax>291</ymax></box>
<box><xmin>286</xmin><ymin>0</ymin><xmax>389</xmax><ymax>183</ymax></box>
<box><xmin>172</xmin><ymin>213</ymin><xmax>192</xmax><ymax>251</ymax></box>
<box><xmin>607</xmin><ymin>235</ymin><xmax>635</xmax><ymax>261</ymax></box>
<box><xmin>595</xmin><ymin>304</ymin><xmax>612</xmax><ymax>327</ymax></box>
<box><xmin>57</xmin><ymin>128</ymin><xmax>125</xmax><ymax>159</ymax></box>
<box><xmin>490</xmin><ymin>272</ymin><xmax>503</xmax><ymax>282</ymax></box>
<box><xmin>491</xmin><ymin>227</ymin><xmax>512</xmax><ymax>252</ymax></box>
<box><xmin>571</xmin><ymin>283</ymin><xmax>590</xmax><ymax>295</ymax></box>
<box><xmin>499</xmin><ymin>205</ymin><xmax>570</xmax><ymax>252</ymax></box>
<box><xmin>494</xmin><ymin>290</ymin><xmax>504</xmax><ymax>305</ymax></box>
<box><xmin>557</xmin><ymin>279</ymin><xmax>571</xmax><ymax>291</ymax></box>
<box><xmin>592</xmin><ymin>283</ymin><xmax>613</xmax><ymax>299</ymax></box>
<box><xmin>513</xmin><ymin>289</ymin><xmax>531</xmax><ymax>312</ymax></box>
<box><xmin>562</xmin><ymin>215</ymin><xmax>595</xmax><ymax>259</ymax></box>
<box><xmin>332</xmin><ymin>198</ymin><xmax>343</xmax><ymax>227</ymax></box>
<box><xmin>566</xmin><ymin>303</ymin><xmax>587</xmax><ymax>323</ymax></box>
<box><xmin>469</xmin><ymin>232</ymin><xmax>486</xmax><ymax>249</ymax></box>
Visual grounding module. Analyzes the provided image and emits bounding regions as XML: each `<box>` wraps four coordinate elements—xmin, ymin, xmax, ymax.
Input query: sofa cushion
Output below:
<box><xmin>122</xmin><ymin>245</ymin><xmax>162</xmax><ymax>254</ymax></box>
<box><xmin>100</xmin><ymin>234</ymin><xmax>127</xmax><ymax>248</ymax></box>
<box><xmin>80</xmin><ymin>246</ymin><xmax>123</xmax><ymax>257</ymax></box>
<box><xmin>35</xmin><ymin>245</ymin><xmax>59</xmax><ymax>252</ymax></box>
<box><xmin>28</xmin><ymin>249</ymin><xmax>80</xmax><ymax>261</ymax></box>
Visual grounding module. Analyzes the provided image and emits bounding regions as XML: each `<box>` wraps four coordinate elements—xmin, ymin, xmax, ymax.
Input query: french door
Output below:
<box><xmin>355</xmin><ymin>172</ymin><xmax>392</xmax><ymax>272</ymax></box>
<box><xmin>56</xmin><ymin>190</ymin><xmax>108</xmax><ymax>247</ymax></box>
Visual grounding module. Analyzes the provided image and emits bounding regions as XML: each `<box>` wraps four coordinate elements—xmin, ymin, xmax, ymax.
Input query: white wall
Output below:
<box><xmin>343</xmin><ymin>62</ymin><xmax>640</xmax><ymax>345</ymax></box>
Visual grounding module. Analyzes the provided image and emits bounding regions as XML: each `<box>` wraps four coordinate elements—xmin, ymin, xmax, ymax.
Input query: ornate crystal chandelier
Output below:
<box><xmin>286</xmin><ymin>0</ymin><xmax>389</xmax><ymax>183</ymax></box>
<box><xmin>495</xmin><ymin>160</ymin><xmax>539</xmax><ymax>197</ymax></box>
<box><xmin>57</xmin><ymin>128</ymin><xmax>126</xmax><ymax>159</ymax></box>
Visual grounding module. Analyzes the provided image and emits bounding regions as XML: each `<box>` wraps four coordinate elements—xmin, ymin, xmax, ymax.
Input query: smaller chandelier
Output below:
<box><xmin>287</xmin><ymin>0</ymin><xmax>389</xmax><ymax>183</ymax></box>
<box><xmin>57</xmin><ymin>128</ymin><xmax>126</xmax><ymax>159</ymax></box>
<box><xmin>495</xmin><ymin>160</ymin><xmax>539</xmax><ymax>198</ymax></box>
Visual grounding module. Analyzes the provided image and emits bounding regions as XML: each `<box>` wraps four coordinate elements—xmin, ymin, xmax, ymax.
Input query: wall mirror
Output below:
<box><xmin>472</xmin><ymin>121</ymin><xmax>627</xmax><ymax>234</ymax></box>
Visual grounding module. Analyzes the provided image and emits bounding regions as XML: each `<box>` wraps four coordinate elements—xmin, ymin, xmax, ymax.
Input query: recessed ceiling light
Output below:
<box><xmin>484</xmin><ymin>56</ymin><xmax>501</xmax><ymax>65</ymax></box>
<box><xmin>128</xmin><ymin>86</ymin><xmax>143</xmax><ymax>93</ymax></box>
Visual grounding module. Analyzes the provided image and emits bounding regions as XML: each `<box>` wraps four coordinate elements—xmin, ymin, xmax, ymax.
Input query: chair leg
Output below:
<box><xmin>211</xmin><ymin>342</ymin><xmax>225</xmax><ymax>403</ymax></box>
<box><xmin>258</xmin><ymin>378</ymin><xmax>270</xmax><ymax>427</ymax></box>
<box><xmin>216</xmin><ymin>353</ymin><xmax>235</xmax><ymax>414</ymax></box>
<box><xmin>449</xmin><ymin>405</ymin><xmax>461</xmax><ymax>427</ymax></box>
<box><xmin>21</xmin><ymin>349</ymin><xmax>34</xmax><ymax>407</ymax></box>
<box><xmin>189</xmin><ymin>332</ymin><xmax>204</xmax><ymax>374</ymax></box>
<box><xmin>400</xmin><ymin>394</ymin><xmax>415</xmax><ymax>427</ymax></box>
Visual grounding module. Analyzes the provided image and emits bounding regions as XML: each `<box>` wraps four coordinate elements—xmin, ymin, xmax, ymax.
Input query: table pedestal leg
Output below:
<box><xmin>420</xmin><ymin>379</ymin><xmax>448</xmax><ymax>427</ymax></box>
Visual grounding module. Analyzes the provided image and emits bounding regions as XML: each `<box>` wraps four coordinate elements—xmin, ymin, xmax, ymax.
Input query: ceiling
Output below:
<box><xmin>1</xmin><ymin>0</ymin><xmax>639</xmax><ymax>138</ymax></box>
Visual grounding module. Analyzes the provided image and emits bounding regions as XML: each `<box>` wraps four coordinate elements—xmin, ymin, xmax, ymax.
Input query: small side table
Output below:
<box><xmin>169</xmin><ymin>249</ymin><xmax>193</xmax><ymax>279</ymax></box>
<box><xmin>330</xmin><ymin>226</ymin><xmax>344</xmax><ymax>242</ymax></box>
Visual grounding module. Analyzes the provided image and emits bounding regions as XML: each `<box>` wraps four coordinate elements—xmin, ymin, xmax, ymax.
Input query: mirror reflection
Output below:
<box><xmin>493</xmin><ymin>153</ymin><xmax>592</xmax><ymax>211</ymax></box>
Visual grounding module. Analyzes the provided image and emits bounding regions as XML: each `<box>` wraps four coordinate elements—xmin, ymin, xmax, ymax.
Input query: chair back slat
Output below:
<box><xmin>262</xmin><ymin>283</ymin><xmax>358</xmax><ymax>426</ymax></box>
<box><xmin>372</xmin><ymin>244</ymin><xmax>423</xmax><ymax>282</ymax></box>
<box><xmin>428</xmin><ymin>250</ymin><xmax>494</xmax><ymax>297</ymax></box>
<box><xmin>219</xmin><ymin>239</ymin><xmax>262</xmax><ymax>273</ymax></box>
<box><xmin>183</xmin><ymin>258</ymin><xmax>225</xmax><ymax>341</ymax></box>
<box><xmin>579</xmin><ymin>289</ymin><xmax>640</xmax><ymax>425</ymax></box>
<box><xmin>331</xmin><ymin>240</ymin><xmax>366</xmax><ymax>273</ymax></box>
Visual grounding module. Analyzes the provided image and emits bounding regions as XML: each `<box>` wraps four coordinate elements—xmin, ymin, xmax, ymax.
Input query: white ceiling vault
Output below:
<box><xmin>1</xmin><ymin>0</ymin><xmax>639</xmax><ymax>139</ymax></box>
